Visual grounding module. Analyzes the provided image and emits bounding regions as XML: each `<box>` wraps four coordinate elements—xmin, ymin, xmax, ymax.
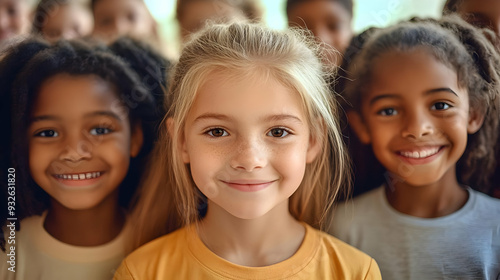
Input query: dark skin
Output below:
<box><xmin>384</xmin><ymin>170</ymin><xmax>468</xmax><ymax>218</ymax></box>
<box><xmin>44</xmin><ymin>189</ymin><xmax>125</xmax><ymax>246</ymax></box>
<box><xmin>457</xmin><ymin>0</ymin><xmax>500</xmax><ymax>37</ymax></box>
<box><xmin>349</xmin><ymin>50</ymin><xmax>482</xmax><ymax>218</ymax></box>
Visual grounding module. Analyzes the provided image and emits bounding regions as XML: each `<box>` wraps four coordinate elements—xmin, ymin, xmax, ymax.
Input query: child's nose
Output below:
<box><xmin>111</xmin><ymin>18</ymin><xmax>130</xmax><ymax>36</ymax></box>
<box><xmin>59</xmin><ymin>134</ymin><xmax>92</xmax><ymax>162</ymax></box>
<box><xmin>401</xmin><ymin>110</ymin><xmax>435</xmax><ymax>139</ymax></box>
<box><xmin>229</xmin><ymin>138</ymin><xmax>267</xmax><ymax>172</ymax></box>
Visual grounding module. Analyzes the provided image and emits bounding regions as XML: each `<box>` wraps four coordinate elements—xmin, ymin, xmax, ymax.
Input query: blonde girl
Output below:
<box><xmin>114</xmin><ymin>22</ymin><xmax>381</xmax><ymax>279</ymax></box>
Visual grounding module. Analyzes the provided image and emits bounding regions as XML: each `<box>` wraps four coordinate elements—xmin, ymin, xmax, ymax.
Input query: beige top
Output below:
<box><xmin>0</xmin><ymin>212</ymin><xmax>129</xmax><ymax>280</ymax></box>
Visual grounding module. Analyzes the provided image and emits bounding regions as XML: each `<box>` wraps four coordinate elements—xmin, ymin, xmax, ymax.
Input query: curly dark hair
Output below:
<box><xmin>286</xmin><ymin>0</ymin><xmax>353</xmax><ymax>17</ymax></box>
<box><xmin>334</xmin><ymin>27</ymin><xmax>384</xmax><ymax>199</ymax></box>
<box><xmin>343</xmin><ymin>16</ymin><xmax>500</xmax><ymax>193</ymax></box>
<box><xmin>0</xmin><ymin>36</ymin><xmax>167</xmax><ymax>250</ymax></box>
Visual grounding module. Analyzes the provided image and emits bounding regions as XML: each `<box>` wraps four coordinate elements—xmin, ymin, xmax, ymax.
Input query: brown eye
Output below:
<box><xmin>267</xmin><ymin>128</ymin><xmax>289</xmax><ymax>138</ymax></box>
<box><xmin>207</xmin><ymin>128</ymin><xmax>228</xmax><ymax>137</ymax></box>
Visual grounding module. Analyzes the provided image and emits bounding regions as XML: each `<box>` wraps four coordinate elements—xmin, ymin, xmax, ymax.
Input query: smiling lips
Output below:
<box><xmin>53</xmin><ymin>171</ymin><xmax>104</xmax><ymax>187</ymax></box>
<box><xmin>222</xmin><ymin>180</ymin><xmax>276</xmax><ymax>192</ymax></box>
<box><xmin>54</xmin><ymin>172</ymin><xmax>102</xmax><ymax>180</ymax></box>
<box><xmin>397</xmin><ymin>146</ymin><xmax>444</xmax><ymax>164</ymax></box>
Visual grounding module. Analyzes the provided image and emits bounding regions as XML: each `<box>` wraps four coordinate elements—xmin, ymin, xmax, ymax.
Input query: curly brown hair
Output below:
<box><xmin>344</xmin><ymin>16</ymin><xmax>500</xmax><ymax>193</ymax></box>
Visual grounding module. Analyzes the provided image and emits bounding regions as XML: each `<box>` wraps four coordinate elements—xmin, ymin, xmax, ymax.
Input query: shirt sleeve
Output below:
<box><xmin>113</xmin><ymin>260</ymin><xmax>135</xmax><ymax>280</ymax></box>
<box><xmin>364</xmin><ymin>258</ymin><xmax>382</xmax><ymax>280</ymax></box>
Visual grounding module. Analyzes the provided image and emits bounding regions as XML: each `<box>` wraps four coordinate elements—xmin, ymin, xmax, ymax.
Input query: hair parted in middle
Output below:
<box><xmin>128</xmin><ymin>21</ymin><xmax>351</xmax><ymax>251</ymax></box>
<box><xmin>343</xmin><ymin>16</ymin><xmax>500</xmax><ymax>193</ymax></box>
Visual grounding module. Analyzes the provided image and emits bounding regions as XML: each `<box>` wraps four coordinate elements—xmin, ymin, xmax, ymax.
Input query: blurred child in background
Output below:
<box><xmin>91</xmin><ymin>0</ymin><xmax>159</xmax><ymax>45</ymax></box>
<box><xmin>176</xmin><ymin>0</ymin><xmax>261</xmax><ymax>43</ymax></box>
<box><xmin>32</xmin><ymin>0</ymin><xmax>93</xmax><ymax>42</ymax></box>
<box><xmin>287</xmin><ymin>0</ymin><xmax>353</xmax><ymax>66</ymax></box>
<box><xmin>444</xmin><ymin>0</ymin><xmax>500</xmax><ymax>40</ymax></box>
<box><xmin>0</xmin><ymin>0</ymin><xmax>32</xmax><ymax>48</ymax></box>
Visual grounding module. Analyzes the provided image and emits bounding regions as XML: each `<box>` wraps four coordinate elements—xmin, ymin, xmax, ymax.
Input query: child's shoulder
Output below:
<box><xmin>314</xmin><ymin>226</ymin><xmax>374</xmax><ymax>260</ymax></box>
<box><xmin>468</xmin><ymin>187</ymin><xmax>500</xmax><ymax>216</ymax></box>
<box><xmin>332</xmin><ymin>186</ymin><xmax>384</xmax><ymax>222</ymax></box>
<box><xmin>124</xmin><ymin>226</ymin><xmax>188</xmax><ymax>263</ymax></box>
<box><xmin>308</xmin><ymin>225</ymin><xmax>381</xmax><ymax>279</ymax></box>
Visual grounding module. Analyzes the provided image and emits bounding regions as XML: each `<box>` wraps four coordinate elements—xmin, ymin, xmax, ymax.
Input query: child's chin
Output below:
<box><xmin>396</xmin><ymin>173</ymin><xmax>441</xmax><ymax>187</ymax></box>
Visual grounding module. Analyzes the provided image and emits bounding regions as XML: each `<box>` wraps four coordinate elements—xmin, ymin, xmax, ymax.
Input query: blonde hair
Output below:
<box><xmin>128</xmin><ymin>22</ymin><xmax>350</xmax><ymax>251</ymax></box>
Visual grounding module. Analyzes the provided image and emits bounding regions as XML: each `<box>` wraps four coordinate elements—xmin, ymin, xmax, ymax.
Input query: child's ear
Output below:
<box><xmin>130</xmin><ymin>123</ymin><xmax>144</xmax><ymax>158</ymax></box>
<box><xmin>347</xmin><ymin>111</ymin><xmax>371</xmax><ymax>144</ymax></box>
<box><xmin>166</xmin><ymin>118</ymin><xmax>190</xmax><ymax>163</ymax></box>
<box><xmin>306</xmin><ymin>119</ymin><xmax>323</xmax><ymax>163</ymax></box>
<box><xmin>306</xmin><ymin>132</ymin><xmax>321</xmax><ymax>163</ymax></box>
<box><xmin>467</xmin><ymin>108</ymin><xmax>485</xmax><ymax>134</ymax></box>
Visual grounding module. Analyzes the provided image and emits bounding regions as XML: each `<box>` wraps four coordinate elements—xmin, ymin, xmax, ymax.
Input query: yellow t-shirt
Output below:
<box><xmin>114</xmin><ymin>223</ymin><xmax>381</xmax><ymax>279</ymax></box>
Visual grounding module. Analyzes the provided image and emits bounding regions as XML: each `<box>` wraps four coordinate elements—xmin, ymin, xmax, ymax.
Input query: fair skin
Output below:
<box><xmin>29</xmin><ymin>74</ymin><xmax>143</xmax><ymax>246</ymax></box>
<box><xmin>349</xmin><ymin>49</ymin><xmax>483</xmax><ymax>218</ymax></box>
<box><xmin>41</xmin><ymin>3</ymin><xmax>93</xmax><ymax>42</ymax></box>
<box><xmin>92</xmin><ymin>0</ymin><xmax>155</xmax><ymax>43</ymax></box>
<box><xmin>287</xmin><ymin>0</ymin><xmax>353</xmax><ymax>66</ymax></box>
<box><xmin>180</xmin><ymin>71</ymin><xmax>320</xmax><ymax>266</ymax></box>
<box><xmin>0</xmin><ymin>0</ymin><xmax>31</xmax><ymax>43</ymax></box>
<box><xmin>177</xmin><ymin>1</ymin><xmax>244</xmax><ymax>43</ymax></box>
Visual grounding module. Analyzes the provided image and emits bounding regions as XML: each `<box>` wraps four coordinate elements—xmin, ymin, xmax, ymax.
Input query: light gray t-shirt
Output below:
<box><xmin>331</xmin><ymin>186</ymin><xmax>500</xmax><ymax>280</ymax></box>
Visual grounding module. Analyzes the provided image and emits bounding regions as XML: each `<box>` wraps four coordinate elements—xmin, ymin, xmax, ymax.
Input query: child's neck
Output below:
<box><xmin>44</xmin><ymin>191</ymin><xmax>126</xmax><ymax>246</ymax></box>
<box><xmin>197</xmin><ymin>200</ymin><xmax>305</xmax><ymax>267</ymax></box>
<box><xmin>385</xmin><ymin>168</ymin><xmax>468</xmax><ymax>218</ymax></box>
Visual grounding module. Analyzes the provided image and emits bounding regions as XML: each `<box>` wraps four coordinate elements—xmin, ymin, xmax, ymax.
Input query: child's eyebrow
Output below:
<box><xmin>193</xmin><ymin>113</ymin><xmax>303</xmax><ymax>124</ymax></box>
<box><xmin>369</xmin><ymin>94</ymin><xmax>401</xmax><ymax>105</ymax></box>
<box><xmin>263</xmin><ymin>114</ymin><xmax>303</xmax><ymax>124</ymax></box>
<box><xmin>425</xmin><ymin>88</ymin><xmax>458</xmax><ymax>97</ymax></box>
<box><xmin>193</xmin><ymin>113</ymin><xmax>230</xmax><ymax>123</ymax></box>
<box><xmin>31</xmin><ymin>115</ymin><xmax>61</xmax><ymax>122</ymax></box>
<box><xmin>31</xmin><ymin>111</ymin><xmax>122</xmax><ymax>123</ymax></box>
<box><xmin>369</xmin><ymin>88</ymin><xmax>459</xmax><ymax>105</ymax></box>
<box><xmin>84</xmin><ymin>111</ymin><xmax>122</xmax><ymax>121</ymax></box>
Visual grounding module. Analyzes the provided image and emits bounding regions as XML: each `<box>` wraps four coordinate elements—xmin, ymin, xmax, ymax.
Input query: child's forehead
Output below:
<box><xmin>362</xmin><ymin>49</ymin><xmax>464</xmax><ymax>101</ymax></box>
<box><xmin>32</xmin><ymin>74</ymin><xmax>128</xmax><ymax>117</ymax></box>
<box><xmin>199</xmin><ymin>68</ymin><xmax>296</xmax><ymax>96</ymax></box>
<box><xmin>37</xmin><ymin>74</ymin><xmax>119</xmax><ymax>102</ymax></box>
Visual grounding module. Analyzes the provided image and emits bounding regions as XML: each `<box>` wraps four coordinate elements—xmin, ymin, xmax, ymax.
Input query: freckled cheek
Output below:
<box><xmin>272</xmin><ymin>142</ymin><xmax>309</xmax><ymax>180</ymax></box>
<box><xmin>187</xmin><ymin>143</ymin><xmax>226</xmax><ymax>187</ymax></box>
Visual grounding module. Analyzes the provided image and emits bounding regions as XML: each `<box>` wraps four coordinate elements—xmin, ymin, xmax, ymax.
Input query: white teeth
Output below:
<box><xmin>55</xmin><ymin>172</ymin><xmax>102</xmax><ymax>180</ymax></box>
<box><xmin>400</xmin><ymin>147</ymin><xmax>440</xmax><ymax>159</ymax></box>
